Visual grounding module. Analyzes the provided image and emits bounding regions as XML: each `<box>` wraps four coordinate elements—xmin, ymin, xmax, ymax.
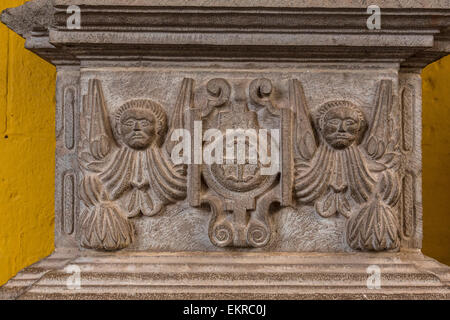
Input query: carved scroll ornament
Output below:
<box><xmin>188</xmin><ymin>78</ymin><xmax>293</xmax><ymax>248</ymax></box>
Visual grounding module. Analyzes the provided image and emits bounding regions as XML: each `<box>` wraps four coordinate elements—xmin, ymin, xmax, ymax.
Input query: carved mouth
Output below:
<box><xmin>131</xmin><ymin>133</ymin><xmax>146</xmax><ymax>140</ymax></box>
<box><xmin>334</xmin><ymin>134</ymin><xmax>350</xmax><ymax>139</ymax></box>
<box><xmin>331</xmin><ymin>134</ymin><xmax>352</xmax><ymax>141</ymax></box>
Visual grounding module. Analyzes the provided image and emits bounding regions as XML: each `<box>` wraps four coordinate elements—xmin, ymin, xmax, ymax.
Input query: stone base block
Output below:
<box><xmin>1</xmin><ymin>249</ymin><xmax>449</xmax><ymax>300</ymax></box>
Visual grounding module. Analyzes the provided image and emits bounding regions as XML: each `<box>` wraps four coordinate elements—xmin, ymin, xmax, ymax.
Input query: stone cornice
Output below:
<box><xmin>53</xmin><ymin>0</ymin><xmax>450</xmax><ymax>9</ymax></box>
<box><xmin>1</xmin><ymin>1</ymin><xmax>450</xmax><ymax>68</ymax></box>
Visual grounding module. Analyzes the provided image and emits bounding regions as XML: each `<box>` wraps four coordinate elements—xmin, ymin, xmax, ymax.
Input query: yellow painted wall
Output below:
<box><xmin>0</xmin><ymin>0</ymin><xmax>55</xmax><ymax>286</ymax></box>
<box><xmin>422</xmin><ymin>55</ymin><xmax>450</xmax><ymax>266</ymax></box>
<box><xmin>0</xmin><ymin>0</ymin><xmax>448</xmax><ymax>287</ymax></box>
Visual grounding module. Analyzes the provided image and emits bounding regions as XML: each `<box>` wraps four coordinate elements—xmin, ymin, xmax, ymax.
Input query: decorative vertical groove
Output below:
<box><xmin>64</xmin><ymin>86</ymin><xmax>75</xmax><ymax>150</ymax></box>
<box><xmin>401</xmin><ymin>85</ymin><xmax>414</xmax><ymax>152</ymax></box>
<box><xmin>63</xmin><ymin>172</ymin><xmax>75</xmax><ymax>235</ymax></box>
<box><xmin>402</xmin><ymin>172</ymin><xmax>415</xmax><ymax>239</ymax></box>
<box><xmin>55</xmin><ymin>86</ymin><xmax>63</xmax><ymax>138</ymax></box>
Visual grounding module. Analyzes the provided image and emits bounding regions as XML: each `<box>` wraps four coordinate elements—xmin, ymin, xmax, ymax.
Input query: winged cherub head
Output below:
<box><xmin>316</xmin><ymin>101</ymin><xmax>367</xmax><ymax>149</ymax></box>
<box><xmin>115</xmin><ymin>100</ymin><xmax>167</xmax><ymax>150</ymax></box>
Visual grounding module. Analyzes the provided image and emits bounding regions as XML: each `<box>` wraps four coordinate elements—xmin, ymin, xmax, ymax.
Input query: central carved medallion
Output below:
<box><xmin>187</xmin><ymin>78</ymin><xmax>293</xmax><ymax>248</ymax></box>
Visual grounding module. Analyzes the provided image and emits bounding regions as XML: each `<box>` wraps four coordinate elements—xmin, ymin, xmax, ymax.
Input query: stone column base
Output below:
<box><xmin>1</xmin><ymin>249</ymin><xmax>449</xmax><ymax>300</ymax></box>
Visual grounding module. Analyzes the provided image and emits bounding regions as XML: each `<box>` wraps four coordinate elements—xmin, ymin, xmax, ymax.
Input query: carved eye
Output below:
<box><xmin>345</xmin><ymin>119</ymin><xmax>356</xmax><ymax>126</ymax></box>
<box><xmin>328</xmin><ymin>119</ymin><xmax>340</xmax><ymax>126</ymax></box>
<box><xmin>140</xmin><ymin>119</ymin><xmax>151</xmax><ymax>127</ymax></box>
<box><xmin>124</xmin><ymin>120</ymin><xmax>135</xmax><ymax>126</ymax></box>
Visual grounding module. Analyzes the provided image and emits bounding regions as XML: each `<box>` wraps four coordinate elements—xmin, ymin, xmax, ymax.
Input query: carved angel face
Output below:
<box><xmin>119</xmin><ymin>108</ymin><xmax>156</xmax><ymax>149</ymax></box>
<box><xmin>322</xmin><ymin>107</ymin><xmax>362</xmax><ymax>149</ymax></box>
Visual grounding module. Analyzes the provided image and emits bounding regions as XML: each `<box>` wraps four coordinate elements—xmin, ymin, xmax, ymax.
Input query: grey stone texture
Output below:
<box><xmin>0</xmin><ymin>249</ymin><xmax>449</xmax><ymax>299</ymax></box>
<box><xmin>1</xmin><ymin>0</ymin><xmax>449</xmax><ymax>299</ymax></box>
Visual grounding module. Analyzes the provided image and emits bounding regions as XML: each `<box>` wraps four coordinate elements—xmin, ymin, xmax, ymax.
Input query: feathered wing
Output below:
<box><xmin>79</xmin><ymin>78</ymin><xmax>122</xmax><ymax>206</ymax></box>
<box><xmin>364</xmin><ymin>80</ymin><xmax>400</xmax><ymax>163</ymax></box>
<box><xmin>79</xmin><ymin>79</ymin><xmax>134</xmax><ymax>251</ymax></box>
<box><xmin>290</xmin><ymin>79</ymin><xmax>318</xmax><ymax>162</ymax></box>
<box><xmin>87</xmin><ymin>79</ymin><xmax>118</xmax><ymax>160</ymax></box>
<box><xmin>363</xmin><ymin>79</ymin><xmax>401</xmax><ymax>201</ymax></box>
<box><xmin>292</xmin><ymin>79</ymin><xmax>325</xmax><ymax>206</ymax></box>
<box><xmin>79</xmin><ymin>79</ymin><xmax>119</xmax><ymax>174</ymax></box>
<box><xmin>346</xmin><ymin>80</ymin><xmax>401</xmax><ymax>251</ymax></box>
<box><xmin>164</xmin><ymin>78</ymin><xmax>194</xmax><ymax>156</ymax></box>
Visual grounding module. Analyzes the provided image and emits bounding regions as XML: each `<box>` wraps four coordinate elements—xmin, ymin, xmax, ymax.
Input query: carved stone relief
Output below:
<box><xmin>188</xmin><ymin>78</ymin><xmax>293</xmax><ymax>248</ymax></box>
<box><xmin>294</xmin><ymin>80</ymin><xmax>402</xmax><ymax>251</ymax></box>
<box><xmin>73</xmin><ymin>71</ymin><xmax>411</xmax><ymax>253</ymax></box>
<box><xmin>78</xmin><ymin>79</ymin><xmax>187</xmax><ymax>250</ymax></box>
<box><xmin>2</xmin><ymin>0</ymin><xmax>450</xmax><ymax>300</ymax></box>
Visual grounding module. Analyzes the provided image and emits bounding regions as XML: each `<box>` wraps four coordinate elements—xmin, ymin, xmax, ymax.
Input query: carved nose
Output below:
<box><xmin>338</xmin><ymin>122</ymin><xmax>346</xmax><ymax>132</ymax></box>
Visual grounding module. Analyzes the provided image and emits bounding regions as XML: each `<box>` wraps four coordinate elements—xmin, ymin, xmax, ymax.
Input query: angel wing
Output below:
<box><xmin>345</xmin><ymin>80</ymin><xmax>402</xmax><ymax>251</ymax></box>
<box><xmin>364</xmin><ymin>80</ymin><xmax>399</xmax><ymax>165</ymax></box>
<box><xmin>87</xmin><ymin>79</ymin><xmax>118</xmax><ymax>160</ymax></box>
<box><xmin>164</xmin><ymin>78</ymin><xmax>194</xmax><ymax>156</ymax></box>
<box><xmin>148</xmin><ymin>78</ymin><xmax>192</xmax><ymax>205</ymax></box>
<box><xmin>290</xmin><ymin>79</ymin><xmax>318</xmax><ymax>161</ymax></box>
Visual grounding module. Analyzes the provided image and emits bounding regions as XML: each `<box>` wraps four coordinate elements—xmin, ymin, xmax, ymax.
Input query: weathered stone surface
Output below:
<box><xmin>1</xmin><ymin>0</ymin><xmax>449</xmax><ymax>299</ymax></box>
<box><xmin>0</xmin><ymin>0</ymin><xmax>53</xmax><ymax>38</ymax></box>
<box><xmin>1</xmin><ymin>249</ymin><xmax>449</xmax><ymax>300</ymax></box>
<box><xmin>51</xmin><ymin>0</ymin><xmax>450</xmax><ymax>8</ymax></box>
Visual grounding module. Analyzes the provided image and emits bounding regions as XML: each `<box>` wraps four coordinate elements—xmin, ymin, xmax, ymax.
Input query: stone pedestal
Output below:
<box><xmin>1</xmin><ymin>0</ymin><xmax>449</xmax><ymax>299</ymax></box>
<box><xmin>0</xmin><ymin>249</ymin><xmax>449</xmax><ymax>300</ymax></box>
